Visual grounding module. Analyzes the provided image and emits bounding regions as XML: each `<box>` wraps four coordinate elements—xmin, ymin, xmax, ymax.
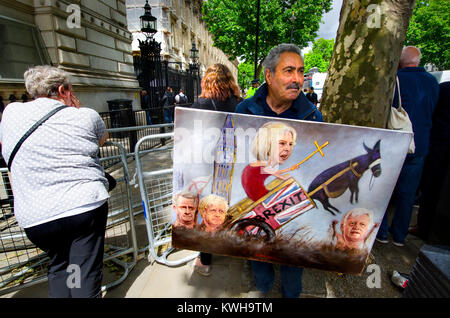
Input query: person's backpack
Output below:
<box><xmin>168</xmin><ymin>92</ymin><xmax>175</xmax><ymax>105</ymax></box>
<box><xmin>178</xmin><ymin>94</ymin><xmax>188</xmax><ymax>104</ymax></box>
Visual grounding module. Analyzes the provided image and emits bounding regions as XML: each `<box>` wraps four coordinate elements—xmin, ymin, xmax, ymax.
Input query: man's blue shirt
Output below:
<box><xmin>236</xmin><ymin>83</ymin><xmax>323</xmax><ymax>122</ymax></box>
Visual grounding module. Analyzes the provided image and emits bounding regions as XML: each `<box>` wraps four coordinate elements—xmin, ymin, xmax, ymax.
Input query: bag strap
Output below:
<box><xmin>395</xmin><ymin>76</ymin><xmax>403</xmax><ymax>110</ymax></box>
<box><xmin>211</xmin><ymin>99</ymin><xmax>217</xmax><ymax>110</ymax></box>
<box><xmin>8</xmin><ymin>105</ymin><xmax>68</xmax><ymax>171</ymax></box>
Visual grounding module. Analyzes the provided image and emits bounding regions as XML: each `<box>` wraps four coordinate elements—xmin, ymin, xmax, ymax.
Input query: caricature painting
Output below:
<box><xmin>171</xmin><ymin>108</ymin><xmax>412</xmax><ymax>274</ymax></box>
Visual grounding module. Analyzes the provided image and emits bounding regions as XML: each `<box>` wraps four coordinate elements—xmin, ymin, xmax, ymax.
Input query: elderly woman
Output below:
<box><xmin>0</xmin><ymin>65</ymin><xmax>109</xmax><ymax>298</ymax></box>
<box><xmin>190</xmin><ymin>63</ymin><xmax>242</xmax><ymax>112</ymax></box>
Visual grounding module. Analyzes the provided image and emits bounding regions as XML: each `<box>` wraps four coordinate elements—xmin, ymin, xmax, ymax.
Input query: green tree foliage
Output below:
<box><xmin>202</xmin><ymin>0</ymin><xmax>332</xmax><ymax>78</ymax></box>
<box><xmin>304</xmin><ymin>38</ymin><xmax>335</xmax><ymax>73</ymax></box>
<box><xmin>405</xmin><ymin>0</ymin><xmax>450</xmax><ymax>70</ymax></box>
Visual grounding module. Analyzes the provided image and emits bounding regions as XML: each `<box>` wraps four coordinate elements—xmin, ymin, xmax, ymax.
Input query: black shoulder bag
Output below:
<box><xmin>7</xmin><ymin>105</ymin><xmax>116</xmax><ymax>192</ymax></box>
<box><xmin>7</xmin><ymin>105</ymin><xmax>68</xmax><ymax>171</ymax></box>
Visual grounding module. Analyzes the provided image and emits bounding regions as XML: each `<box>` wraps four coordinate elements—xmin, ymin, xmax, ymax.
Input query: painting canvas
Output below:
<box><xmin>171</xmin><ymin>107</ymin><xmax>412</xmax><ymax>274</ymax></box>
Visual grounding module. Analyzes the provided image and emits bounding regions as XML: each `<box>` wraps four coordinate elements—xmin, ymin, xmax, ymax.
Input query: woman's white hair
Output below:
<box><xmin>198</xmin><ymin>194</ymin><xmax>228</xmax><ymax>218</ymax></box>
<box><xmin>341</xmin><ymin>208</ymin><xmax>374</xmax><ymax>230</ymax></box>
<box><xmin>24</xmin><ymin>65</ymin><xmax>71</xmax><ymax>99</ymax></box>
<box><xmin>251</xmin><ymin>121</ymin><xmax>297</xmax><ymax>162</ymax></box>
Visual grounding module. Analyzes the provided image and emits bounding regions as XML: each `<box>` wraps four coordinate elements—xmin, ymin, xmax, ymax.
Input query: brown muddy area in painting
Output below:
<box><xmin>172</xmin><ymin>227</ymin><xmax>368</xmax><ymax>275</ymax></box>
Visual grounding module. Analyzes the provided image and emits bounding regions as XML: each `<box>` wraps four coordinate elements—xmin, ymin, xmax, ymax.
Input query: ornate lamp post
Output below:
<box><xmin>137</xmin><ymin>1</ymin><xmax>160</xmax><ymax>90</ymax></box>
<box><xmin>189</xmin><ymin>41</ymin><xmax>200</xmax><ymax>98</ymax></box>
<box><xmin>135</xmin><ymin>0</ymin><xmax>165</xmax><ymax>123</ymax></box>
<box><xmin>140</xmin><ymin>1</ymin><xmax>157</xmax><ymax>38</ymax></box>
<box><xmin>290</xmin><ymin>10</ymin><xmax>296</xmax><ymax>43</ymax></box>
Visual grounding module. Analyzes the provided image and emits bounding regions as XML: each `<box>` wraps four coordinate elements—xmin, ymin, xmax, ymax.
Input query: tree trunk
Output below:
<box><xmin>320</xmin><ymin>0</ymin><xmax>416</xmax><ymax>128</ymax></box>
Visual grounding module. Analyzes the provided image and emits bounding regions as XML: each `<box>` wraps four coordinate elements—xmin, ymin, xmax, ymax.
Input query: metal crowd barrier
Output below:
<box><xmin>0</xmin><ymin>141</ymin><xmax>138</xmax><ymax>296</ymax></box>
<box><xmin>134</xmin><ymin>133</ymin><xmax>199</xmax><ymax>266</ymax></box>
<box><xmin>0</xmin><ymin>169</ymin><xmax>48</xmax><ymax>294</ymax></box>
<box><xmin>100</xmin><ymin>141</ymin><xmax>138</xmax><ymax>292</ymax></box>
<box><xmin>101</xmin><ymin>123</ymin><xmax>174</xmax><ymax>169</ymax></box>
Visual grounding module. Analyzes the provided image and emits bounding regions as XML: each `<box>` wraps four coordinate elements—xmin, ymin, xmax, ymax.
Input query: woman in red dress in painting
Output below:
<box><xmin>241</xmin><ymin>121</ymin><xmax>300</xmax><ymax>202</ymax></box>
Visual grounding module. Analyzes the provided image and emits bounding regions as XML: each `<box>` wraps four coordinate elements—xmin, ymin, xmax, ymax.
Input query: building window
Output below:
<box><xmin>0</xmin><ymin>15</ymin><xmax>50</xmax><ymax>80</ymax></box>
<box><xmin>182</xmin><ymin>29</ymin><xmax>186</xmax><ymax>55</ymax></box>
<box><xmin>170</xmin><ymin>22</ymin><xmax>175</xmax><ymax>48</ymax></box>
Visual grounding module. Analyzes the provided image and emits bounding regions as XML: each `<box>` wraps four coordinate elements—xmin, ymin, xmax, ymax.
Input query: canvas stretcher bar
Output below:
<box><xmin>134</xmin><ymin>134</ymin><xmax>198</xmax><ymax>266</ymax></box>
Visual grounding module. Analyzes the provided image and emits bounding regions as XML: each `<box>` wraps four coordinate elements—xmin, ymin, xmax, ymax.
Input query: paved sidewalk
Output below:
<box><xmin>2</xmin><ymin>232</ymin><xmax>424</xmax><ymax>298</ymax></box>
<box><xmin>0</xmin><ymin>144</ymin><xmax>425</xmax><ymax>298</ymax></box>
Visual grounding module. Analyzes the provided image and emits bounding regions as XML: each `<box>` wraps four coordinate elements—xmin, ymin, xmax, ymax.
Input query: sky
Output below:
<box><xmin>316</xmin><ymin>0</ymin><xmax>342</xmax><ymax>41</ymax></box>
<box><xmin>304</xmin><ymin>0</ymin><xmax>342</xmax><ymax>54</ymax></box>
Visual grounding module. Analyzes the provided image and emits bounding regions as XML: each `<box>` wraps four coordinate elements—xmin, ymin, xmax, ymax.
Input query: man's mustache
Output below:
<box><xmin>287</xmin><ymin>83</ymin><xmax>300</xmax><ymax>90</ymax></box>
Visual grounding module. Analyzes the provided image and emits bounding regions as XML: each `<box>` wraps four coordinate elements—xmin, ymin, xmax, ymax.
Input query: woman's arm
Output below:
<box><xmin>261</xmin><ymin>165</ymin><xmax>291</xmax><ymax>180</ymax></box>
<box><xmin>98</xmin><ymin>131</ymin><xmax>109</xmax><ymax>147</ymax></box>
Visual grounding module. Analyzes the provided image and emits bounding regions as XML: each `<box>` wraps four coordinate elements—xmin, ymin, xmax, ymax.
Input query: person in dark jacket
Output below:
<box><xmin>190</xmin><ymin>63</ymin><xmax>242</xmax><ymax>276</ymax></box>
<box><xmin>236</xmin><ymin>43</ymin><xmax>322</xmax><ymax>298</ymax></box>
<box><xmin>306</xmin><ymin>87</ymin><xmax>318</xmax><ymax>106</ymax></box>
<box><xmin>376</xmin><ymin>46</ymin><xmax>439</xmax><ymax>246</ymax></box>
<box><xmin>141</xmin><ymin>89</ymin><xmax>152</xmax><ymax>125</ymax></box>
<box><xmin>411</xmin><ymin>81</ymin><xmax>450</xmax><ymax>244</ymax></box>
<box><xmin>162</xmin><ymin>86</ymin><xmax>175</xmax><ymax>123</ymax></box>
<box><xmin>191</xmin><ymin>63</ymin><xmax>242</xmax><ymax>113</ymax></box>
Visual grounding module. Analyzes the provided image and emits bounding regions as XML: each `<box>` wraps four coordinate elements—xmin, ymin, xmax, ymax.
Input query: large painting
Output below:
<box><xmin>171</xmin><ymin>107</ymin><xmax>412</xmax><ymax>274</ymax></box>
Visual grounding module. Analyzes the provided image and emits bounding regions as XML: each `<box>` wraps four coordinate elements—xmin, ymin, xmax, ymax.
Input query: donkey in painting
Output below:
<box><xmin>307</xmin><ymin>140</ymin><xmax>382</xmax><ymax>215</ymax></box>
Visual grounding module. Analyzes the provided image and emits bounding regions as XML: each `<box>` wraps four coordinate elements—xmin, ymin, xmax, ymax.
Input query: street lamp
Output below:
<box><xmin>140</xmin><ymin>0</ymin><xmax>157</xmax><ymax>39</ymax></box>
<box><xmin>189</xmin><ymin>41</ymin><xmax>200</xmax><ymax>98</ymax></box>
<box><xmin>190</xmin><ymin>41</ymin><xmax>199</xmax><ymax>65</ymax></box>
<box><xmin>290</xmin><ymin>10</ymin><xmax>296</xmax><ymax>43</ymax></box>
<box><xmin>138</xmin><ymin>0</ymin><xmax>159</xmax><ymax>64</ymax></box>
<box><xmin>136</xmin><ymin>0</ymin><xmax>164</xmax><ymax>123</ymax></box>
<box><xmin>137</xmin><ymin>0</ymin><xmax>160</xmax><ymax>88</ymax></box>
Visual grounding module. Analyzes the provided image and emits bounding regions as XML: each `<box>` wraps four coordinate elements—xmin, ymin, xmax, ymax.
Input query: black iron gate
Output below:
<box><xmin>134</xmin><ymin>46</ymin><xmax>200</xmax><ymax>124</ymax></box>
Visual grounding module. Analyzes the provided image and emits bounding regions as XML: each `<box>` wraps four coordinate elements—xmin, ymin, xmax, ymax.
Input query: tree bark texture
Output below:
<box><xmin>320</xmin><ymin>0</ymin><xmax>416</xmax><ymax>128</ymax></box>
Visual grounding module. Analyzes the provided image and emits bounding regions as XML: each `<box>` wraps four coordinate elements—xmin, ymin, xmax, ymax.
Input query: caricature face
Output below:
<box><xmin>271</xmin><ymin>131</ymin><xmax>295</xmax><ymax>165</ymax></box>
<box><xmin>343</xmin><ymin>214</ymin><xmax>370</xmax><ymax>242</ymax></box>
<box><xmin>204</xmin><ymin>203</ymin><xmax>227</xmax><ymax>230</ymax></box>
<box><xmin>175</xmin><ymin>196</ymin><xmax>197</xmax><ymax>227</ymax></box>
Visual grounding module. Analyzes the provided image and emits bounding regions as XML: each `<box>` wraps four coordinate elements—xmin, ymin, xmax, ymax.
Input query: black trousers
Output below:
<box><xmin>200</xmin><ymin>252</ymin><xmax>212</xmax><ymax>265</ymax></box>
<box><xmin>25</xmin><ymin>202</ymin><xmax>108</xmax><ymax>298</ymax></box>
<box><xmin>417</xmin><ymin>145</ymin><xmax>450</xmax><ymax>244</ymax></box>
